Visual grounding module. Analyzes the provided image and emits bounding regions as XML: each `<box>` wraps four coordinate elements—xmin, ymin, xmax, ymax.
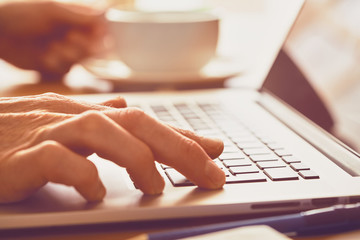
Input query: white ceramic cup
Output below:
<box><xmin>106</xmin><ymin>9</ymin><xmax>219</xmax><ymax>73</ymax></box>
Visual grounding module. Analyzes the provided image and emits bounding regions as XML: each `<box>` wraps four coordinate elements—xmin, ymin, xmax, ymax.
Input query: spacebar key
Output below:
<box><xmin>165</xmin><ymin>169</ymin><xmax>194</xmax><ymax>187</ymax></box>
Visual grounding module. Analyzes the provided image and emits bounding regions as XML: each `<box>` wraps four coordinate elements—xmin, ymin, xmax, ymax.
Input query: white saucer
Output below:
<box><xmin>81</xmin><ymin>56</ymin><xmax>243</xmax><ymax>86</ymax></box>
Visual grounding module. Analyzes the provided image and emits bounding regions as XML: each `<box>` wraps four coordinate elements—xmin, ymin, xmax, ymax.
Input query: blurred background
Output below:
<box><xmin>0</xmin><ymin>0</ymin><xmax>359</xmax><ymax>150</ymax></box>
<box><xmin>284</xmin><ymin>0</ymin><xmax>360</xmax><ymax>151</ymax></box>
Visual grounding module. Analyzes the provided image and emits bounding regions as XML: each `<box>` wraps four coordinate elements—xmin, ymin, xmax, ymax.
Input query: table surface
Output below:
<box><xmin>1</xmin><ymin>0</ymin><xmax>359</xmax><ymax>239</ymax></box>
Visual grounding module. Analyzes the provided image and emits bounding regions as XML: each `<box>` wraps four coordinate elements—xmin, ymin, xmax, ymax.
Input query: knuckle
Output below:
<box><xmin>180</xmin><ymin>137</ymin><xmax>202</xmax><ymax>158</ymax></box>
<box><xmin>81</xmin><ymin>110</ymin><xmax>104</xmax><ymax>119</ymax></box>
<box><xmin>77</xmin><ymin>110</ymin><xmax>107</xmax><ymax>132</ymax></box>
<box><xmin>39</xmin><ymin>92</ymin><xmax>64</xmax><ymax>100</ymax></box>
<box><xmin>37</xmin><ymin>140</ymin><xmax>61</xmax><ymax>156</ymax></box>
<box><xmin>117</xmin><ymin>97</ymin><xmax>127</xmax><ymax>107</ymax></box>
<box><xmin>105</xmin><ymin>96</ymin><xmax>127</xmax><ymax>108</ymax></box>
<box><xmin>124</xmin><ymin>107</ymin><xmax>146</xmax><ymax>119</ymax></box>
<box><xmin>35</xmin><ymin>140</ymin><xmax>64</xmax><ymax>169</ymax></box>
<box><xmin>177</xmin><ymin>127</ymin><xmax>195</xmax><ymax>137</ymax></box>
<box><xmin>33</xmin><ymin>125</ymin><xmax>53</xmax><ymax>142</ymax></box>
<box><xmin>120</xmin><ymin>107</ymin><xmax>147</xmax><ymax>129</ymax></box>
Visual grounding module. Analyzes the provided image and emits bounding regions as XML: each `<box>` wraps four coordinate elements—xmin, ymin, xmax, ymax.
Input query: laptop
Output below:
<box><xmin>1</xmin><ymin>0</ymin><xmax>360</xmax><ymax>229</ymax></box>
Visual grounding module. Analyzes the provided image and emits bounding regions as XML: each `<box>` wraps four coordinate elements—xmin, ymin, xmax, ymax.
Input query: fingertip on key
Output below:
<box><xmin>201</xmin><ymin>137</ymin><xmax>224</xmax><ymax>159</ymax></box>
<box><xmin>152</xmin><ymin>171</ymin><xmax>166</xmax><ymax>194</ymax></box>
<box><xmin>205</xmin><ymin>160</ymin><xmax>226</xmax><ymax>189</ymax></box>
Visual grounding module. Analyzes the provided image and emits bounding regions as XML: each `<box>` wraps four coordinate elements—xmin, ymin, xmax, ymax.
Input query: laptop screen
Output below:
<box><xmin>261</xmin><ymin>48</ymin><xmax>334</xmax><ymax>134</ymax></box>
<box><xmin>260</xmin><ymin>47</ymin><xmax>360</xmax><ymax>175</ymax></box>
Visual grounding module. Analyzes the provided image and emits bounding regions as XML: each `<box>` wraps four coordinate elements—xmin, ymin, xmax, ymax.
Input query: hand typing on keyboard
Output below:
<box><xmin>0</xmin><ymin>93</ymin><xmax>225</xmax><ymax>204</ymax></box>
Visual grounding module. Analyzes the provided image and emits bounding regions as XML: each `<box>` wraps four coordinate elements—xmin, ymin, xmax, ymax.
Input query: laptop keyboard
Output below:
<box><xmin>138</xmin><ymin>102</ymin><xmax>319</xmax><ymax>187</ymax></box>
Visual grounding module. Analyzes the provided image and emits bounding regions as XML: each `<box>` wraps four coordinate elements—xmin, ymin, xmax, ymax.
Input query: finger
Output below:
<box><xmin>36</xmin><ymin>111</ymin><xmax>165</xmax><ymax>194</ymax></box>
<box><xmin>99</xmin><ymin>96</ymin><xmax>127</xmax><ymax>108</ymax></box>
<box><xmin>168</xmin><ymin>125</ymin><xmax>223</xmax><ymax>159</ymax></box>
<box><xmin>50</xmin><ymin>2</ymin><xmax>104</xmax><ymax>27</ymax></box>
<box><xmin>106</xmin><ymin>108</ymin><xmax>226</xmax><ymax>189</ymax></box>
<box><xmin>0</xmin><ymin>140</ymin><xmax>105</xmax><ymax>203</ymax></box>
<box><xmin>0</xmin><ymin>93</ymin><xmax>126</xmax><ymax>114</ymax></box>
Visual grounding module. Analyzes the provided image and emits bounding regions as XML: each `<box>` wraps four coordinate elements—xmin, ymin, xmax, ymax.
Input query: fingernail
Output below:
<box><xmin>203</xmin><ymin>137</ymin><xmax>223</xmax><ymax>149</ymax></box>
<box><xmin>202</xmin><ymin>137</ymin><xmax>224</xmax><ymax>158</ymax></box>
<box><xmin>205</xmin><ymin>161</ymin><xmax>225</xmax><ymax>188</ymax></box>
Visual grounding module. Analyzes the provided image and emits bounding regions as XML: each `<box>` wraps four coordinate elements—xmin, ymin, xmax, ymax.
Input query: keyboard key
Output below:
<box><xmin>222</xmin><ymin>139</ymin><xmax>235</xmax><ymax>146</ymax></box>
<box><xmin>155</xmin><ymin>112</ymin><xmax>172</xmax><ymax>118</ymax></box>
<box><xmin>193</xmin><ymin>125</ymin><xmax>212</xmax><ymax>131</ymax></box>
<box><xmin>223</xmin><ymin>145</ymin><xmax>241</xmax><ymax>153</ymax></box>
<box><xmin>282</xmin><ymin>156</ymin><xmax>301</xmax><ymax>164</ymax></box>
<box><xmin>236</xmin><ymin>142</ymin><xmax>265</xmax><ymax>150</ymax></box>
<box><xmin>164</xmin><ymin>122</ymin><xmax>181</xmax><ymax>128</ymax></box>
<box><xmin>151</xmin><ymin>105</ymin><xmax>168</xmax><ymax>113</ymax></box>
<box><xmin>258</xmin><ymin>136</ymin><xmax>277</xmax><ymax>144</ymax></box>
<box><xmin>219</xmin><ymin>152</ymin><xmax>246</xmax><ymax>160</ymax></box>
<box><xmin>257</xmin><ymin>161</ymin><xmax>286</xmax><ymax>169</ymax></box>
<box><xmin>299</xmin><ymin>170</ymin><xmax>320</xmax><ymax>179</ymax></box>
<box><xmin>196</xmin><ymin>129</ymin><xmax>222</xmax><ymax>137</ymax></box>
<box><xmin>250</xmin><ymin>154</ymin><xmax>279</xmax><ymax>162</ymax></box>
<box><xmin>160</xmin><ymin>102</ymin><xmax>305</xmax><ymax>187</ymax></box>
<box><xmin>274</xmin><ymin>149</ymin><xmax>293</xmax><ymax>157</ymax></box>
<box><xmin>214</xmin><ymin>159</ymin><xmax>224</xmax><ymax>169</ymax></box>
<box><xmin>165</xmin><ymin>169</ymin><xmax>194</xmax><ymax>187</ymax></box>
<box><xmin>174</xmin><ymin>103</ymin><xmax>189</xmax><ymax>108</ymax></box>
<box><xmin>158</xmin><ymin>115</ymin><xmax>176</xmax><ymax>122</ymax></box>
<box><xmin>266</xmin><ymin>143</ymin><xmax>284</xmax><ymax>150</ymax></box>
<box><xmin>226</xmin><ymin>130</ymin><xmax>252</xmax><ymax>137</ymax></box>
<box><xmin>223</xmin><ymin>159</ymin><xmax>253</xmax><ymax>167</ymax></box>
<box><xmin>182</xmin><ymin>113</ymin><xmax>200</xmax><ymax>119</ymax></box>
<box><xmin>226</xmin><ymin>172</ymin><xmax>267</xmax><ymax>184</ymax></box>
<box><xmin>243</xmin><ymin>148</ymin><xmax>273</xmax><ymax>156</ymax></box>
<box><xmin>229</xmin><ymin>165</ymin><xmax>260</xmax><ymax>174</ymax></box>
<box><xmin>222</xmin><ymin>168</ymin><xmax>232</xmax><ymax>177</ymax></box>
<box><xmin>232</xmin><ymin>136</ymin><xmax>259</xmax><ymax>144</ymax></box>
<box><xmin>187</xmin><ymin>118</ymin><xmax>205</xmax><ymax>124</ymax></box>
<box><xmin>290</xmin><ymin>163</ymin><xmax>310</xmax><ymax>171</ymax></box>
<box><xmin>264</xmin><ymin>167</ymin><xmax>299</xmax><ymax>181</ymax></box>
<box><xmin>161</xmin><ymin>164</ymin><xmax>172</xmax><ymax>169</ymax></box>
